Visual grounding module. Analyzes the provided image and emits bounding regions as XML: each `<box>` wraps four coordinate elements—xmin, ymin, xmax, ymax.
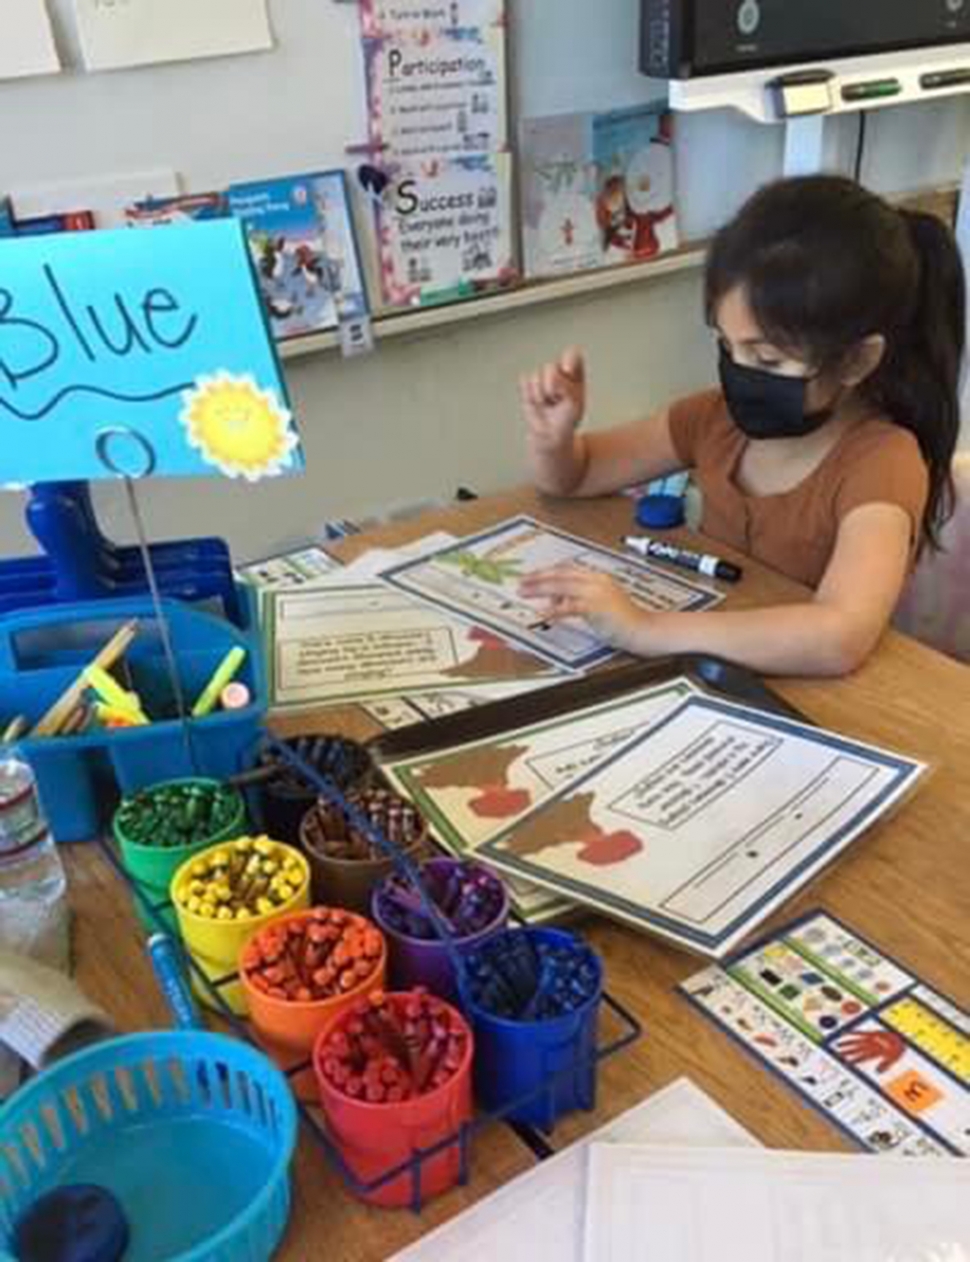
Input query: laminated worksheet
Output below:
<box><xmin>471</xmin><ymin>695</ymin><xmax>925</xmax><ymax>957</ymax></box>
<box><xmin>381</xmin><ymin>674</ymin><xmax>701</xmax><ymax>921</ymax></box>
<box><xmin>266</xmin><ymin>583</ymin><xmax>559</xmax><ymax>711</ymax></box>
<box><xmin>583</xmin><ymin>1144</ymin><xmax>970</xmax><ymax>1261</ymax></box>
<box><xmin>382</xmin><ymin>516</ymin><xmax>722</xmax><ymax>671</ymax></box>
<box><xmin>684</xmin><ymin>911</ymin><xmax>970</xmax><ymax>1157</ymax></box>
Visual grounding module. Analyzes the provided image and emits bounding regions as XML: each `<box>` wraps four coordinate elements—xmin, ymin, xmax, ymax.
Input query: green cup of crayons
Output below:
<box><xmin>114</xmin><ymin>778</ymin><xmax>247</xmax><ymax>932</ymax></box>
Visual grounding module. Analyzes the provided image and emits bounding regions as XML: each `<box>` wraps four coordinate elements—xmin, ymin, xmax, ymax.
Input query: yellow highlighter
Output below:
<box><xmin>84</xmin><ymin>666</ymin><xmax>149</xmax><ymax>724</ymax></box>
<box><xmin>192</xmin><ymin>648</ymin><xmax>246</xmax><ymax>719</ymax></box>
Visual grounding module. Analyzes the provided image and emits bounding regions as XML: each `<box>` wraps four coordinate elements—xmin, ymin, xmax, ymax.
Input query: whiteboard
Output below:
<box><xmin>2</xmin><ymin>1</ymin><xmax>968</xmax><ymax>274</ymax></box>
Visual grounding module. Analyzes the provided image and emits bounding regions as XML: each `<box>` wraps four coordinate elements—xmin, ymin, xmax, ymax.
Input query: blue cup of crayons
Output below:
<box><xmin>462</xmin><ymin>927</ymin><xmax>603</xmax><ymax>1132</ymax></box>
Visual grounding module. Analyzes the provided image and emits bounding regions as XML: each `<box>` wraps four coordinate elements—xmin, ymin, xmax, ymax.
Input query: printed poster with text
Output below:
<box><xmin>360</xmin><ymin>0</ymin><xmax>505</xmax><ymax>39</ymax></box>
<box><xmin>377</xmin><ymin>153</ymin><xmax>513</xmax><ymax>305</ymax></box>
<box><xmin>364</xmin><ymin>25</ymin><xmax>507</xmax><ymax>158</ymax></box>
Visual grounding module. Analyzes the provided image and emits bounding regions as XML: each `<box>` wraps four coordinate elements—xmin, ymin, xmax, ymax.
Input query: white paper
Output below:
<box><xmin>390</xmin><ymin>1078</ymin><xmax>758</xmax><ymax>1261</ymax></box>
<box><xmin>73</xmin><ymin>0</ymin><xmax>273</xmax><ymax>72</ymax></box>
<box><xmin>0</xmin><ymin>0</ymin><xmax>60</xmax><ymax>80</ymax></box>
<box><xmin>583</xmin><ymin>1144</ymin><xmax>970</xmax><ymax>1262</ymax></box>
<box><xmin>359</xmin><ymin>677</ymin><xmax>555</xmax><ymax>730</ymax></box>
<box><xmin>11</xmin><ymin>169</ymin><xmax>179</xmax><ymax>228</ymax></box>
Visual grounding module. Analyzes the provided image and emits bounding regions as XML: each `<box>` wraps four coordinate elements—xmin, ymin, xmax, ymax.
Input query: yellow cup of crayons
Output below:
<box><xmin>172</xmin><ymin>835</ymin><xmax>310</xmax><ymax>1014</ymax></box>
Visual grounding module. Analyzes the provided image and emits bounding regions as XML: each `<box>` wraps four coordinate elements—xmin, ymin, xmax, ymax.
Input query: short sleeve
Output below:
<box><xmin>835</xmin><ymin>425</ymin><xmax>930</xmax><ymax>543</ymax></box>
<box><xmin>667</xmin><ymin>389</ymin><xmax>724</xmax><ymax>468</ymax></box>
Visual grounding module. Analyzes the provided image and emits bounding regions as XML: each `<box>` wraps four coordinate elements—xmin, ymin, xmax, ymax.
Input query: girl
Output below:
<box><xmin>520</xmin><ymin>175</ymin><xmax>965</xmax><ymax>677</ymax></box>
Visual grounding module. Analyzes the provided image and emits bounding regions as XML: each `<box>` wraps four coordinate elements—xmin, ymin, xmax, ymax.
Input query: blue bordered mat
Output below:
<box><xmin>381</xmin><ymin>515</ymin><xmax>722</xmax><ymax>672</ymax></box>
<box><xmin>682</xmin><ymin>908</ymin><xmax>969</xmax><ymax>1157</ymax></box>
<box><xmin>473</xmin><ymin>694</ymin><xmax>925</xmax><ymax>956</ymax></box>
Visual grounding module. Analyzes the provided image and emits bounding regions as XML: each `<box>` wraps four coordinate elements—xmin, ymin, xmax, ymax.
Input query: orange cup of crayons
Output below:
<box><xmin>240</xmin><ymin>908</ymin><xmax>387</xmax><ymax>1101</ymax></box>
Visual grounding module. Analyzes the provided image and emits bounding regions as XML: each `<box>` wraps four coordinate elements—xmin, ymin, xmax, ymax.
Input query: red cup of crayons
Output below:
<box><xmin>313</xmin><ymin>988</ymin><xmax>474</xmax><ymax>1208</ymax></box>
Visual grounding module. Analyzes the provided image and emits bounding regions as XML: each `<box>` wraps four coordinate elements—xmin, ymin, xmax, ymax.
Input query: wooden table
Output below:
<box><xmin>65</xmin><ymin>489</ymin><xmax>970</xmax><ymax>1261</ymax></box>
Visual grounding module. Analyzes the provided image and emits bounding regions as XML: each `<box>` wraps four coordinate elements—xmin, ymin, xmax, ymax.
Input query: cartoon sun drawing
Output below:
<box><xmin>181</xmin><ymin>373</ymin><xmax>299</xmax><ymax>481</ymax></box>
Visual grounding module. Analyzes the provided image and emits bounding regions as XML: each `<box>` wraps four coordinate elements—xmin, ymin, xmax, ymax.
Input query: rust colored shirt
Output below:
<box><xmin>669</xmin><ymin>389</ymin><xmax>930</xmax><ymax>588</ymax></box>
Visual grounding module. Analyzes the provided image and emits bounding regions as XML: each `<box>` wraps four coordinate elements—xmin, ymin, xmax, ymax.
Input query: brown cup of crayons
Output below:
<box><xmin>300</xmin><ymin>787</ymin><xmax>428</xmax><ymax>915</ymax></box>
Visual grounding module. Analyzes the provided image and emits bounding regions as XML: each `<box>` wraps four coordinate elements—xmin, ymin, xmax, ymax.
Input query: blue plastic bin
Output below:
<box><xmin>0</xmin><ymin>1031</ymin><xmax>297</xmax><ymax>1262</ymax></box>
<box><xmin>464</xmin><ymin>928</ymin><xmax>604</xmax><ymax>1132</ymax></box>
<box><xmin>0</xmin><ymin>592</ymin><xmax>265</xmax><ymax>842</ymax></box>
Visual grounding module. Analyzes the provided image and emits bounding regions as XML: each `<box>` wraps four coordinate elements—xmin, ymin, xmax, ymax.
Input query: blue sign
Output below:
<box><xmin>0</xmin><ymin>220</ymin><xmax>303</xmax><ymax>484</ymax></box>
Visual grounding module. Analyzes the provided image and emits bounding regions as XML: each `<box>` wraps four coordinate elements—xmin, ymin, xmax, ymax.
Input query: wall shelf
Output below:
<box><xmin>278</xmin><ymin>246</ymin><xmax>709</xmax><ymax>362</ymax></box>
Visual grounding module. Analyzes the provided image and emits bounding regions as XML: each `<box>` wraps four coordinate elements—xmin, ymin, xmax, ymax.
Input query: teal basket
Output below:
<box><xmin>0</xmin><ymin>1031</ymin><xmax>297</xmax><ymax>1262</ymax></box>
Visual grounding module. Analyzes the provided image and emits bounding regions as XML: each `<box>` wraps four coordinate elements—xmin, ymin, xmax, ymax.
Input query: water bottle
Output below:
<box><xmin>0</xmin><ymin>748</ymin><xmax>70</xmax><ymax>970</ymax></box>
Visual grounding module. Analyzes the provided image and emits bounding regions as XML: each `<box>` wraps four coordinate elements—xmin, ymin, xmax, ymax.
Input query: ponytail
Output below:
<box><xmin>705</xmin><ymin>177</ymin><xmax>966</xmax><ymax>554</ymax></box>
<box><xmin>869</xmin><ymin>210</ymin><xmax>966</xmax><ymax>551</ymax></box>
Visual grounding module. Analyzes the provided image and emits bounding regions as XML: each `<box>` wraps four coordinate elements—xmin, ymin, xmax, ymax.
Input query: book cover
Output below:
<box><xmin>228</xmin><ymin>171</ymin><xmax>368</xmax><ymax>341</ymax></box>
<box><xmin>16</xmin><ymin>210</ymin><xmax>96</xmax><ymax>236</ymax></box>
<box><xmin>125</xmin><ymin>192</ymin><xmax>228</xmax><ymax>227</ymax></box>
<box><xmin>521</xmin><ymin>103</ymin><xmax>678</xmax><ymax>280</ymax></box>
<box><xmin>593</xmin><ymin>105</ymin><xmax>678</xmax><ymax>263</ymax></box>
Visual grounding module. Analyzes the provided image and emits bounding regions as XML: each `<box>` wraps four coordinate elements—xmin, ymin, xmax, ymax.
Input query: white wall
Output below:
<box><xmin>1</xmin><ymin>0</ymin><xmax>968</xmax><ymax>563</ymax></box>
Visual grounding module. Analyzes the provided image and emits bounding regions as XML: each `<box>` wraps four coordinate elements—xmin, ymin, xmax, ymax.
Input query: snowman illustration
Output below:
<box><xmin>622</xmin><ymin>139</ymin><xmax>676</xmax><ymax>260</ymax></box>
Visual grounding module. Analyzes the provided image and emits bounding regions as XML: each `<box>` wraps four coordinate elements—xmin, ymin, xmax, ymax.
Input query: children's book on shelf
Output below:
<box><xmin>125</xmin><ymin>192</ymin><xmax>228</xmax><ymax>227</ymax></box>
<box><xmin>16</xmin><ymin>210</ymin><xmax>96</xmax><ymax>236</ymax></box>
<box><xmin>228</xmin><ymin>172</ymin><xmax>368</xmax><ymax>341</ymax></box>
<box><xmin>521</xmin><ymin>103</ymin><xmax>678</xmax><ymax>280</ymax></box>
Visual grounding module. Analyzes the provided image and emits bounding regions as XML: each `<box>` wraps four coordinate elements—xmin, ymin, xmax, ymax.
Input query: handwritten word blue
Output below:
<box><xmin>0</xmin><ymin>220</ymin><xmax>302</xmax><ymax>484</ymax></box>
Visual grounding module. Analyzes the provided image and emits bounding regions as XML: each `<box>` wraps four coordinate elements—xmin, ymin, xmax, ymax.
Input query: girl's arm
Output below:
<box><xmin>522</xmin><ymin>348</ymin><xmax>683</xmax><ymax>497</ymax></box>
<box><xmin>520</xmin><ymin>503</ymin><xmax>913</xmax><ymax>677</ymax></box>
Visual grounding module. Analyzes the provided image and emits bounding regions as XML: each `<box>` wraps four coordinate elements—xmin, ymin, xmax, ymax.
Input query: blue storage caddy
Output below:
<box><xmin>0</xmin><ymin>591</ymin><xmax>265</xmax><ymax>842</ymax></box>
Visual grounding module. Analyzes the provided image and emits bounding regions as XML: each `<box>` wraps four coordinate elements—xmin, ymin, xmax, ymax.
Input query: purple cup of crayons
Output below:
<box><xmin>372</xmin><ymin>857</ymin><xmax>509</xmax><ymax>1003</ymax></box>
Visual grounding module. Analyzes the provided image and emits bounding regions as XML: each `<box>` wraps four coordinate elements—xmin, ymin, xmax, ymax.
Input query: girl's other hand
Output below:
<box><xmin>520</xmin><ymin>347</ymin><xmax>587</xmax><ymax>451</ymax></box>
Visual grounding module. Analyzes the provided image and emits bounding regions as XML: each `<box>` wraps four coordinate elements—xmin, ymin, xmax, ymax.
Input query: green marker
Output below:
<box><xmin>841</xmin><ymin>79</ymin><xmax>902</xmax><ymax>103</ymax></box>
<box><xmin>192</xmin><ymin>647</ymin><xmax>246</xmax><ymax>718</ymax></box>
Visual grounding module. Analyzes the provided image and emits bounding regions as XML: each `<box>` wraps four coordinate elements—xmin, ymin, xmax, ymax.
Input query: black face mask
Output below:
<box><xmin>718</xmin><ymin>345</ymin><xmax>835</xmax><ymax>440</ymax></box>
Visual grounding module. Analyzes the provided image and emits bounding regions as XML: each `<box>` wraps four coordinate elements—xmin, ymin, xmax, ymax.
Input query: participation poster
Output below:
<box><xmin>364</xmin><ymin>26</ymin><xmax>507</xmax><ymax>158</ymax></box>
<box><xmin>472</xmin><ymin>696</ymin><xmax>926</xmax><ymax>957</ymax></box>
<box><xmin>267</xmin><ymin>583</ymin><xmax>558</xmax><ymax>711</ymax></box>
<box><xmin>683</xmin><ymin>912</ymin><xmax>969</xmax><ymax>1157</ymax></box>
<box><xmin>382</xmin><ymin>516</ymin><xmax>722</xmax><ymax>671</ymax></box>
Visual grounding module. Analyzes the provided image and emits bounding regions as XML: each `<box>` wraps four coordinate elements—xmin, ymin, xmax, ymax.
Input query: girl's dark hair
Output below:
<box><xmin>705</xmin><ymin>175</ymin><xmax>966</xmax><ymax>551</ymax></box>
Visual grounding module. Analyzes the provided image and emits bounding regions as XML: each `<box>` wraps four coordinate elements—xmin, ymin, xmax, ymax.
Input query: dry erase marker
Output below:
<box><xmin>623</xmin><ymin>536</ymin><xmax>743</xmax><ymax>583</ymax></box>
